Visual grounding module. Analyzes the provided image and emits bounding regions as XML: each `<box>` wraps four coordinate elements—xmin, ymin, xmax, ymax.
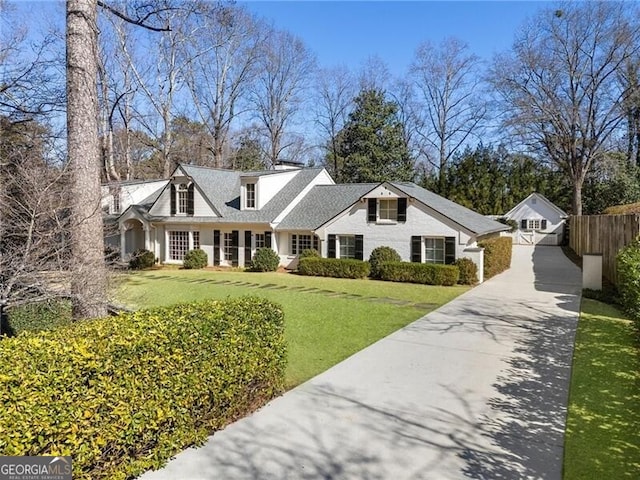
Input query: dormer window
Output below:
<box><xmin>378</xmin><ymin>199</ymin><xmax>397</xmax><ymax>221</ymax></box>
<box><xmin>246</xmin><ymin>183</ymin><xmax>256</xmax><ymax>209</ymax></box>
<box><xmin>170</xmin><ymin>182</ymin><xmax>194</xmax><ymax>216</ymax></box>
<box><xmin>177</xmin><ymin>183</ymin><xmax>189</xmax><ymax>214</ymax></box>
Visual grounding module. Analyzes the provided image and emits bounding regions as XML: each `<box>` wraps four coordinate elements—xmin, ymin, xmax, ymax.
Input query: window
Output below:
<box><xmin>290</xmin><ymin>234</ymin><xmax>313</xmax><ymax>255</ymax></box>
<box><xmin>424</xmin><ymin>237</ymin><xmax>445</xmax><ymax>264</ymax></box>
<box><xmin>246</xmin><ymin>183</ymin><xmax>256</xmax><ymax>209</ymax></box>
<box><xmin>379</xmin><ymin>199</ymin><xmax>397</xmax><ymax>221</ymax></box>
<box><xmin>255</xmin><ymin>233</ymin><xmax>265</xmax><ymax>249</ymax></box>
<box><xmin>169</xmin><ymin>231</ymin><xmax>189</xmax><ymax>261</ymax></box>
<box><xmin>193</xmin><ymin>231</ymin><xmax>200</xmax><ymax>250</ymax></box>
<box><xmin>176</xmin><ymin>183</ymin><xmax>189</xmax><ymax>214</ymax></box>
<box><xmin>339</xmin><ymin>235</ymin><xmax>355</xmax><ymax>259</ymax></box>
<box><xmin>528</xmin><ymin>219</ymin><xmax>541</xmax><ymax>230</ymax></box>
<box><xmin>223</xmin><ymin>232</ymin><xmax>234</xmax><ymax>261</ymax></box>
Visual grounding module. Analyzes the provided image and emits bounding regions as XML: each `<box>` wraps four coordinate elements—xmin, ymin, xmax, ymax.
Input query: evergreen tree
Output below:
<box><xmin>332</xmin><ymin>89</ymin><xmax>414</xmax><ymax>183</ymax></box>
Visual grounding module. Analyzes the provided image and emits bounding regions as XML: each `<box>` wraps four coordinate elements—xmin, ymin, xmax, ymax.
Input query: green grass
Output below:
<box><xmin>116</xmin><ymin>269</ymin><xmax>468</xmax><ymax>387</ymax></box>
<box><xmin>564</xmin><ymin>299</ymin><xmax>640</xmax><ymax>479</ymax></box>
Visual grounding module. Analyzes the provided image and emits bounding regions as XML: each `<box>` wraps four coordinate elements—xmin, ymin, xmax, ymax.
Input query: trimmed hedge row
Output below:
<box><xmin>616</xmin><ymin>238</ymin><xmax>640</xmax><ymax>328</ymax></box>
<box><xmin>478</xmin><ymin>236</ymin><xmax>512</xmax><ymax>279</ymax></box>
<box><xmin>298</xmin><ymin>257</ymin><xmax>370</xmax><ymax>279</ymax></box>
<box><xmin>454</xmin><ymin>258</ymin><xmax>479</xmax><ymax>285</ymax></box>
<box><xmin>0</xmin><ymin>297</ymin><xmax>286</xmax><ymax>480</ymax></box>
<box><xmin>378</xmin><ymin>261</ymin><xmax>460</xmax><ymax>286</ymax></box>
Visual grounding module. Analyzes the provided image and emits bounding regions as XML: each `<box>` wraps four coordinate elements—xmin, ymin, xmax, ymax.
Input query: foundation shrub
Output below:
<box><xmin>478</xmin><ymin>237</ymin><xmax>512</xmax><ymax>279</ymax></box>
<box><xmin>0</xmin><ymin>297</ymin><xmax>286</xmax><ymax>480</ymax></box>
<box><xmin>454</xmin><ymin>258</ymin><xmax>479</xmax><ymax>285</ymax></box>
<box><xmin>183</xmin><ymin>249</ymin><xmax>208</xmax><ymax>269</ymax></box>
<box><xmin>368</xmin><ymin>246</ymin><xmax>401</xmax><ymax>279</ymax></box>
<box><xmin>378</xmin><ymin>261</ymin><xmax>459</xmax><ymax>286</ymax></box>
<box><xmin>298</xmin><ymin>257</ymin><xmax>370</xmax><ymax>279</ymax></box>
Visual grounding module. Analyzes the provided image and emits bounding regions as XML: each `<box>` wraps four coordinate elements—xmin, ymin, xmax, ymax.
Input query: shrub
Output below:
<box><xmin>4</xmin><ymin>299</ymin><xmax>73</xmax><ymax>336</ymax></box>
<box><xmin>497</xmin><ymin>217</ymin><xmax>518</xmax><ymax>232</ymax></box>
<box><xmin>183</xmin><ymin>249</ymin><xmax>208</xmax><ymax>269</ymax></box>
<box><xmin>455</xmin><ymin>258</ymin><xmax>478</xmax><ymax>285</ymax></box>
<box><xmin>299</xmin><ymin>248</ymin><xmax>320</xmax><ymax>259</ymax></box>
<box><xmin>369</xmin><ymin>246</ymin><xmax>401</xmax><ymax>279</ymax></box>
<box><xmin>0</xmin><ymin>297</ymin><xmax>286</xmax><ymax>480</ymax></box>
<box><xmin>478</xmin><ymin>236</ymin><xmax>512</xmax><ymax>279</ymax></box>
<box><xmin>104</xmin><ymin>245</ymin><xmax>120</xmax><ymax>265</ymax></box>
<box><xmin>378</xmin><ymin>261</ymin><xmax>459</xmax><ymax>286</ymax></box>
<box><xmin>616</xmin><ymin>238</ymin><xmax>640</xmax><ymax>326</ymax></box>
<box><xmin>250</xmin><ymin>247</ymin><xmax>280</xmax><ymax>272</ymax></box>
<box><xmin>128</xmin><ymin>249</ymin><xmax>155</xmax><ymax>270</ymax></box>
<box><xmin>298</xmin><ymin>257</ymin><xmax>370</xmax><ymax>279</ymax></box>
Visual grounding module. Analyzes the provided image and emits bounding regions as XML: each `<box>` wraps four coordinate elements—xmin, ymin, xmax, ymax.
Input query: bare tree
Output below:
<box><xmin>251</xmin><ymin>28</ymin><xmax>316</xmax><ymax>167</ymax></box>
<box><xmin>619</xmin><ymin>56</ymin><xmax>640</xmax><ymax>166</ymax></box>
<box><xmin>314</xmin><ymin>65</ymin><xmax>355</xmax><ymax>179</ymax></box>
<box><xmin>185</xmin><ymin>4</ymin><xmax>263</xmax><ymax>168</ymax></box>
<box><xmin>490</xmin><ymin>1</ymin><xmax>640</xmax><ymax>214</ymax></box>
<box><xmin>411</xmin><ymin>37</ymin><xmax>486</xmax><ymax>193</ymax></box>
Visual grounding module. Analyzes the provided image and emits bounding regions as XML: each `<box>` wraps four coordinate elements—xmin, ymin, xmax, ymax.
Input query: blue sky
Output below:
<box><xmin>241</xmin><ymin>1</ymin><xmax>551</xmax><ymax>76</ymax></box>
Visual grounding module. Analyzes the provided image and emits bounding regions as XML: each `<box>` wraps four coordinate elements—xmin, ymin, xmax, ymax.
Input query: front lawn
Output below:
<box><xmin>117</xmin><ymin>269</ymin><xmax>468</xmax><ymax>387</ymax></box>
<box><xmin>564</xmin><ymin>299</ymin><xmax>640</xmax><ymax>479</ymax></box>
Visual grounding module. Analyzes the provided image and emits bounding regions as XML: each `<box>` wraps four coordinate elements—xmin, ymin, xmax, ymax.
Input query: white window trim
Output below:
<box><xmin>175</xmin><ymin>183</ymin><xmax>189</xmax><ymax>215</ymax></box>
<box><xmin>166</xmin><ymin>229</ymin><xmax>201</xmax><ymax>263</ymax></box>
<box><xmin>377</xmin><ymin>198</ymin><xmax>398</xmax><ymax>224</ymax></box>
<box><xmin>527</xmin><ymin>219</ymin><xmax>541</xmax><ymax>230</ymax></box>
<box><xmin>245</xmin><ymin>183</ymin><xmax>256</xmax><ymax>210</ymax></box>
<box><xmin>338</xmin><ymin>235</ymin><xmax>356</xmax><ymax>259</ymax></box>
<box><xmin>424</xmin><ymin>236</ymin><xmax>446</xmax><ymax>264</ymax></box>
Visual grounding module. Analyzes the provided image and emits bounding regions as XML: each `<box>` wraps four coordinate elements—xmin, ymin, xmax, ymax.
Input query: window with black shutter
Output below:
<box><xmin>231</xmin><ymin>230</ymin><xmax>239</xmax><ymax>266</ymax></box>
<box><xmin>187</xmin><ymin>184</ymin><xmax>194</xmax><ymax>215</ymax></box>
<box><xmin>367</xmin><ymin>199</ymin><xmax>377</xmax><ymax>222</ymax></box>
<box><xmin>265</xmin><ymin>231</ymin><xmax>272</xmax><ymax>248</ymax></box>
<box><xmin>521</xmin><ymin>219</ymin><xmax>528</xmax><ymax>230</ymax></box>
<box><xmin>355</xmin><ymin>235</ymin><xmax>364</xmax><ymax>261</ymax></box>
<box><xmin>244</xmin><ymin>231</ymin><xmax>252</xmax><ymax>266</ymax></box>
<box><xmin>170</xmin><ymin>184</ymin><xmax>176</xmax><ymax>215</ymax></box>
<box><xmin>213</xmin><ymin>230</ymin><xmax>220</xmax><ymax>265</ymax></box>
<box><xmin>397</xmin><ymin>198</ymin><xmax>407</xmax><ymax>222</ymax></box>
<box><xmin>541</xmin><ymin>219</ymin><xmax>548</xmax><ymax>230</ymax></box>
<box><xmin>444</xmin><ymin>237</ymin><xmax>456</xmax><ymax>265</ymax></box>
<box><xmin>411</xmin><ymin>236</ymin><xmax>422</xmax><ymax>262</ymax></box>
<box><xmin>328</xmin><ymin>234</ymin><xmax>336</xmax><ymax>258</ymax></box>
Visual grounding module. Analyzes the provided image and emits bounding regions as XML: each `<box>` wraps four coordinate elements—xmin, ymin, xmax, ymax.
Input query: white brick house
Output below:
<box><xmin>112</xmin><ymin>164</ymin><xmax>508</xmax><ymax>282</ymax></box>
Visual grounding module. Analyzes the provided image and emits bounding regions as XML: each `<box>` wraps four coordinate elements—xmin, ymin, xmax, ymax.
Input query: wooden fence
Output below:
<box><xmin>569</xmin><ymin>214</ymin><xmax>640</xmax><ymax>284</ymax></box>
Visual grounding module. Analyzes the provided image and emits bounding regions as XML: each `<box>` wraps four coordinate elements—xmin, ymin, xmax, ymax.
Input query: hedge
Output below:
<box><xmin>3</xmin><ymin>299</ymin><xmax>73</xmax><ymax>336</ymax></box>
<box><xmin>378</xmin><ymin>261</ymin><xmax>459</xmax><ymax>286</ymax></box>
<box><xmin>616</xmin><ymin>238</ymin><xmax>640</xmax><ymax>327</ymax></box>
<box><xmin>478</xmin><ymin>236</ymin><xmax>512</xmax><ymax>279</ymax></box>
<box><xmin>369</xmin><ymin>246</ymin><xmax>401</xmax><ymax>279</ymax></box>
<box><xmin>298</xmin><ymin>257</ymin><xmax>370</xmax><ymax>279</ymax></box>
<box><xmin>454</xmin><ymin>258</ymin><xmax>478</xmax><ymax>285</ymax></box>
<box><xmin>0</xmin><ymin>297</ymin><xmax>286</xmax><ymax>480</ymax></box>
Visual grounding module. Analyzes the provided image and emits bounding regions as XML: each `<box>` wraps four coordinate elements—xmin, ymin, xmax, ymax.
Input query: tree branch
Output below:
<box><xmin>97</xmin><ymin>1</ymin><xmax>171</xmax><ymax>32</ymax></box>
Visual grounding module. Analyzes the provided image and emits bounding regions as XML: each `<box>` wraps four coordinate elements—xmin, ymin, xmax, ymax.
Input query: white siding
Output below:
<box><xmin>506</xmin><ymin>195</ymin><xmax>565</xmax><ymax>245</ymax></box>
<box><xmin>255</xmin><ymin>170</ymin><xmax>300</xmax><ymax>209</ymax></box>
<box><xmin>148</xmin><ymin>183</ymin><xmax>217</xmax><ymax>217</ymax></box>
<box><xmin>101</xmin><ymin>180</ymin><xmax>167</xmax><ymax>214</ymax></box>
<box><xmin>272</xmin><ymin>169</ymin><xmax>335</xmax><ymax>224</ymax></box>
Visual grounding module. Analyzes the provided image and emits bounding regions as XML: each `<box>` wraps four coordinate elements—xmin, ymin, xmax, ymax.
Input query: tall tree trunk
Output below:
<box><xmin>66</xmin><ymin>0</ymin><xmax>107</xmax><ymax>319</ymax></box>
<box><xmin>572</xmin><ymin>178</ymin><xmax>583</xmax><ymax>216</ymax></box>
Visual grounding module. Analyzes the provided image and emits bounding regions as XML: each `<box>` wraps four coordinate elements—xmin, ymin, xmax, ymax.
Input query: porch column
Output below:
<box><xmin>120</xmin><ymin>226</ymin><xmax>126</xmax><ymax>261</ymax></box>
<box><xmin>144</xmin><ymin>226</ymin><xmax>150</xmax><ymax>251</ymax></box>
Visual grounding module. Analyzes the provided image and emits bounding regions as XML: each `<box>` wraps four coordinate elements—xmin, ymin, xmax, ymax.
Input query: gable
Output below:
<box><xmin>506</xmin><ymin>194</ymin><xmax>567</xmax><ymax>223</ymax></box>
<box><xmin>148</xmin><ymin>166</ymin><xmax>219</xmax><ymax>217</ymax></box>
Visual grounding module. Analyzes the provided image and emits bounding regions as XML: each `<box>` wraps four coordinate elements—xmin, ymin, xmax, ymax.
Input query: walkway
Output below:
<box><xmin>139</xmin><ymin>245</ymin><xmax>582</xmax><ymax>479</ymax></box>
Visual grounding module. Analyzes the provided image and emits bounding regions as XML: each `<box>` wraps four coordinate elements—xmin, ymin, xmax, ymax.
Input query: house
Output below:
<box><xmin>114</xmin><ymin>164</ymin><xmax>509</xmax><ymax>282</ymax></box>
<box><xmin>503</xmin><ymin>193</ymin><xmax>568</xmax><ymax>245</ymax></box>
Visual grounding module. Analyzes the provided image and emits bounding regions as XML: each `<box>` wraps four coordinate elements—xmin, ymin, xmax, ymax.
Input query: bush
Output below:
<box><xmin>129</xmin><ymin>249</ymin><xmax>155</xmax><ymax>270</ymax></box>
<box><xmin>369</xmin><ymin>246</ymin><xmax>401</xmax><ymax>279</ymax></box>
<box><xmin>0</xmin><ymin>297</ymin><xmax>286</xmax><ymax>480</ymax></box>
<box><xmin>298</xmin><ymin>257</ymin><xmax>370</xmax><ymax>279</ymax></box>
<box><xmin>4</xmin><ymin>299</ymin><xmax>72</xmax><ymax>336</ymax></box>
<box><xmin>104</xmin><ymin>245</ymin><xmax>120</xmax><ymax>265</ymax></box>
<box><xmin>616</xmin><ymin>238</ymin><xmax>640</xmax><ymax>326</ymax></box>
<box><xmin>250</xmin><ymin>247</ymin><xmax>280</xmax><ymax>272</ymax></box>
<box><xmin>478</xmin><ymin>236</ymin><xmax>512</xmax><ymax>279</ymax></box>
<box><xmin>455</xmin><ymin>258</ymin><xmax>478</xmax><ymax>285</ymax></box>
<box><xmin>497</xmin><ymin>217</ymin><xmax>518</xmax><ymax>232</ymax></box>
<box><xmin>378</xmin><ymin>261</ymin><xmax>459</xmax><ymax>286</ymax></box>
<box><xmin>183</xmin><ymin>249</ymin><xmax>208</xmax><ymax>269</ymax></box>
<box><xmin>299</xmin><ymin>248</ymin><xmax>320</xmax><ymax>259</ymax></box>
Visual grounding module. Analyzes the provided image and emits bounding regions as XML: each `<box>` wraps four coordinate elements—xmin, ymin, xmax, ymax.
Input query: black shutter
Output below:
<box><xmin>313</xmin><ymin>235</ymin><xmax>319</xmax><ymax>252</ymax></box>
<box><xmin>541</xmin><ymin>219</ymin><xmax>547</xmax><ymax>230</ymax></box>
<box><xmin>187</xmin><ymin>184</ymin><xmax>195</xmax><ymax>215</ymax></box>
<box><xmin>265</xmin><ymin>231</ymin><xmax>272</xmax><ymax>248</ymax></box>
<box><xmin>328</xmin><ymin>234</ymin><xmax>336</xmax><ymax>258</ymax></box>
<box><xmin>355</xmin><ymin>235</ymin><xmax>364</xmax><ymax>261</ymax></box>
<box><xmin>445</xmin><ymin>237</ymin><xmax>456</xmax><ymax>265</ymax></box>
<box><xmin>170</xmin><ymin>184</ymin><xmax>176</xmax><ymax>215</ymax></box>
<box><xmin>244</xmin><ymin>231</ymin><xmax>252</xmax><ymax>266</ymax></box>
<box><xmin>521</xmin><ymin>219</ymin><xmax>527</xmax><ymax>230</ymax></box>
<box><xmin>411</xmin><ymin>236</ymin><xmax>422</xmax><ymax>263</ymax></box>
<box><xmin>367</xmin><ymin>198</ymin><xmax>377</xmax><ymax>222</ymax></box>
<box><xmin>213</xmin><ymin>230</ymin><xmax>220</xmax><ymax>265</ymax></box>
<box><xmin>397</xmin><ymin>198</ymin><xmax>407</xmax><ymax>222</ymax></box>
<box><xmin>231</xmin><ymin>230</ymin><xmax>239</xmax><ymax>266</ymax></box>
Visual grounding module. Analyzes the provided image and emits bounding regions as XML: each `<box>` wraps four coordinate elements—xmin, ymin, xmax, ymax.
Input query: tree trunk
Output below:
<box><xmin>66</xmin><ymin>0</ymin><xmax>107</xmax><ymax>319</ymax></box>
<box><xmin>572</xmin><ymin>177</ymin><xmax>583</xmax><ymax>216</ymax></box>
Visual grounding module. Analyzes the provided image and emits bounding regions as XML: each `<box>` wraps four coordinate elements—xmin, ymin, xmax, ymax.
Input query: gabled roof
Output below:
<box><xmin>390</xmin><ymin>182</ymin><xmax>508</xmax><ymax>236</ymax></box>
<box><xmin>505</xmin><ymin>192</ymin><xmax>568</xmax><ymax>219</ymax></box>
<box><xmin>277</xmin><ymin>183</ymin><xmax>378</xmax><ymax>230</ymax></box>
<box><xmin>278</xmin><ymin>181</ymin><xmax>509</xmax><ymax>236</ymax></box>
<box><xmin>138</xmin><ymin>164</ymin><xmax>328</xmax><ymax>224</ymax></box>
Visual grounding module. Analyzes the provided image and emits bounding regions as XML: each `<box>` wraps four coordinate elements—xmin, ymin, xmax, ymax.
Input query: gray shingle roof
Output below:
<box><xmin>391</xmin><ymin>182</ymin><xmax>509</xmax><ymax>235</ymax></box>
<box><xmin>277</xmin><ymin>181</ymin><xmax>508</xmax><ymax>235</ymax></box>
<box><xmin>277</xmin><ymin>184</ymin><xmax>377</xmax><ymax>230</ymax></box>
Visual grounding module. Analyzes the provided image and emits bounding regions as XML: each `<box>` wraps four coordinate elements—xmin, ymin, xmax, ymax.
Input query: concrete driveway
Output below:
<box><xmin>139</xmin><ymin>245</ymin><xmax>582</xmax><ymax>480</ymax></box>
